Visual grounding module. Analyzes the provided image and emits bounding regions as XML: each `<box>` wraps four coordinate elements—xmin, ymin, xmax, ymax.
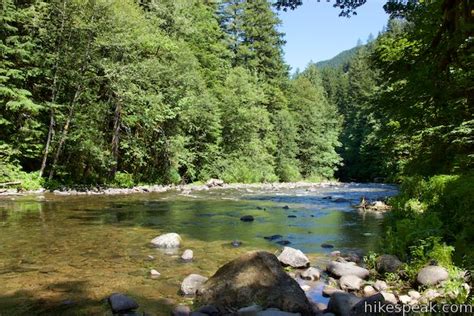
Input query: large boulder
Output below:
<box><xmin>376</xmin><ymin>255</ymin><xmax>402</xmax><ymax>274</ymax></box>
<box><xmin>196</xmin><ymin>251</ymin><xmax>314</xmax><ymax>315</ymax></box>
<box><xmin>151</xmin><ymin>233</ymin><xmax>182</xmax><ymax>248</ymax></box>
<box><xmin>327</xmin><ymin>292</ymin><xmax>362</xmax><ymax>316</ymax></box>
<box><xmin>181</xmin><ymin>274</ymin><xmax>208</xmax><ymax>296</ymax></box>
<box><xmin>277</xmin><ymin>247</ymin><xmax>310</xmax><ymax>268</ymax></box>
<box><xmin>417</xmin><ymin>266</ymin><xmax>449</xmax><ymax>286</ymax></box>
<box><xmin>327</xmin><ymin>261</ymin><xmax>370</xmax><ymax>279</ymax></box>
<box><xmin>350</xmin><ymin>293</ymin><xmax>385</xmax><ymax>316</ymax></box>
<box><xmin>300</xmin><ymin>267</ymin><xmax>320</xmax><ymax>281</ymax></box>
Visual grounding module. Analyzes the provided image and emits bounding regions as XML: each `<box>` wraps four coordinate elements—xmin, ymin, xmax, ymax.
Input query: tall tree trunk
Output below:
<box><xmin>109</xmin><ymin>99</ymin><xmax>122</xmax><ymax>178</ymax></box>
<box><xmin>48</xmin><ymin>88</ymin><xmax>80</xmax><ymax>180</ymax></box>
<box><xmin>39</xmin><ymin>0</ymin><xmax>68</xmax><ymax>177</ymax></box>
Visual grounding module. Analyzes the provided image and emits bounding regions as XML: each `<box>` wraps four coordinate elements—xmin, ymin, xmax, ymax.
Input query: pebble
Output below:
<box><xmin>181</xmin><ymin>249</ymin><xmax>193</xmax><ymax>261</ymax></box>
<box><xmin>150</xmin><ymin>269</ymin><xmax>160</xmax><ymax>279</ymax></box>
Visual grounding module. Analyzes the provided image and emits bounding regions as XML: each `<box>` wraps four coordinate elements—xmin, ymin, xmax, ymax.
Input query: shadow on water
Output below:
<box><xmin>0</xmin><ymin>280</ymin><xmax>176</xmax><ymax>316</ymax></box>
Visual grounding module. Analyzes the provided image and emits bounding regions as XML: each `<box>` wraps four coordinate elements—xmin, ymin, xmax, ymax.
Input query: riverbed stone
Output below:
<box><xmin>300</xmin><ymin>267</ymin><xmax>320</xmax><ymax>281</ymax></box>
<box><xmin>327</xmin><ymin>292</ymin><xmax>362</xmax><ymax>316</ymax></box>
<box><xmin>151</xmin><ymin>233</ymin><xmax>182</xmax><ymax>248</ymax></box>
<box><xmin>381</xmin><ymin>292</ymin><xmax>397</xmax><ymax>304</ymax></box>
<box><xmin>238</xmin><ymin>305</ymin><xmax>263</xmax><ymax>314</ymax></box>
<box><xmin>276</xmin><ymin>240</ymin><xmax>291</xmax><ymax>246</ymax></box>
<box><xmin>181</xmin><ymin>249</ymin><xmax>193</xmax><ymax>261</ymax></box>
<box><xmin>322</xmin><ymin>285</ymin><xmax>344</xmax><ymax>297</ymax></box>
<box><xmin>277</xmin><ymin>247</ymin><xmax>310</xmax><ymax>268</ymax></box>
<box><xmin>350</xmin><ymin>293</ymin><xmax>385</xmax><ymax>316</ymax></box>
<box><xmin>181</xmin><ymin>274</ymin><xmax>208</xmax><ymax>296</ymax></box>
<box><xmin>256</xmin><ymin>310</ymin><xmax>301</xmax><ymax>316</ymax></box>
<box><xmin>363</xmin><ymin>285</ymin><xmax>377</xmax><ymax>297</ymax></box>
<box><xmin>206</xmin><ymin>179</ymin><xmax>224</xmax><ymax>188</ymax></box>
<box><xmin>376</xmin><ymin>254</ymin><xmax>402</xmax><ymax>274</ymax></box>
<box><xmin>194</xmin><ymin>305</ymin><xmax>219</xmax><ymax>315</ymax></box>
<box><xmin>339</xmin><ymin>275</ymin><xmax>364</xmax><ymax>291</ymax></box>
<box><xmin>172</xmin><ymin>305</ymin><xmax>191</xmax><ymax>316</ymax></box>
<box><xmin>373</xmin><ymin>280</ymin><xmax>388</xmax><ymax>292</ymax></box>
<box><xmin>399</xmin><ymin>295</ymin><xmax>411</xmax><ymax>305</ymax></box>
<box><xmin>108</xmin><ymin>293</ymin><xmax>139</xmax><ymax>313</ymax></box>
<box><xmin>408</xmin><ymin>290</ymin><xmax>421</xmax><ymax>300</ymax></box>
<box><xmin>150</xmin><ymin>269</ymin><xmax>161</xmax><ymax>279</ymax></box>
<box><xmin>326</xmin><ymin>261</ymin><xmax>370</xmax><ymax>279</ymax></box>
<box><xmin>240</xmin><ymin>215</ymin><xmax>254</xmax><ymax>222</ymax></box>
<box><xmin>231</xmin><ymin>240</ymin><xmax>242</xmax><ymax>247</ymax></box>
<box><xmin>196</xmin><ymin>251</ymin><xmax>314</xmax><ymax>315</ymax></box>
<box><xmin>416</xmin><ymin>266</ymin><xmax>449</xmax><ymax>286</ymax></box>
<box><xmin>264</xmin><ymin>235</ymin><xmax>283</xmax><ymax>241</ymax></box>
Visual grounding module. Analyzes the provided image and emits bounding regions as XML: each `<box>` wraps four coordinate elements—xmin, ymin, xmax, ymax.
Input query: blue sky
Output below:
<box><xmin>277</xmin><ymin>1</ymin><xmax>389</xmax><ymax>72</ymax></box>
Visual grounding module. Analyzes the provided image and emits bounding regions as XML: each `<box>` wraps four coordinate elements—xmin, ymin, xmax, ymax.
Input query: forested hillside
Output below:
<box><xmin>1</xmin><ymin>0</ymin><xmax>341</xmax><ymax>188</ymax></box>
<box><xmin>315</xmin><ymin>45</ymin><xmax>361</xmax><ymax>70</ymax></box>
<box><xmin>309</xmin><ymin>1</ymin><xmax>473</xmax><ymax>269</ymax></box>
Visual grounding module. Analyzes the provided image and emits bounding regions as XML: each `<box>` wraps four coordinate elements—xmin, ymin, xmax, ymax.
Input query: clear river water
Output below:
<box><xmin>0</xmin><ymin>183</ymin><xmax>398</xmax><ymax>315</ymax></box>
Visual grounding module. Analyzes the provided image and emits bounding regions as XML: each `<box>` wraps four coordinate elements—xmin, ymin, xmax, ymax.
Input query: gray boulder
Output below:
<box><xmin>327</xmin><ymin>261</ymin><xmax>370</xmax><ymax>279</ymax></box>
<box><xmin>417</xmin><ymin>266</ymin><xmax>449</xmax><ymax>286</ymax></box>
<box><xmin>327</xmin><ymin>292</ymin><xmax>362</xmax><ymax>316</ymax></box>
<box><xmin>172</xmin><ymin>305</ymin><xmax>191</xmax><ymax>316</ymax></box>
<box><xmin>277</xmin><ymin>247</ymin><xmax>310</xmax><ymax>269</ymax></box>
<box><xmin>151</xmin><ymin>233</ymin><xmax>182</xmax><ymax>248</ymax></box>
<box><xmin>108</xmin><ymin>293</ymin><xmax>139</xmax><ymax>313</ymax></box>
<box><xmin>196</xmin><ymin>251</ymin><xmax>314</xmax><ymax>315</ymax></box>
<box><xmin>376</xmin><ymin>255</ymin><xmax>402</xmax><ymax>274</ymax></box>
<box><xmin>300</xmin><ymin>267</ymin><xmax>320</xmax><ymax>281</ymax></box>
<box><xmin>181</xmin><ymin>274</ymin><xmax>208</xmax><ymax>296</ymax></box>
<box><xmin>339</xmin><ymin>275</ymin><xmax>364</xmax><ymax>291</ymax></box>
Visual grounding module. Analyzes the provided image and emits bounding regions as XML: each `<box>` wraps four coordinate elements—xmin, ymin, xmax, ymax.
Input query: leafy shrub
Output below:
<box><xmin>0</xmin><ymin>162</ymin><xmax>43</xmax><ymax>190</ymax></box>
<box><xmin>277</xmin><ymin>162</ymin><xmax>301</xmax><ymax>182</ymax></box>
<box><xmin>112</xmin><ymin>171</ymin><xmax>135</xmax><ymax>188</ymax></box>
<box><xmin>220</xmin><ymin>157</ymin><xmax>278</xmax><ymax>183</ymax></box>
<box><xmin>383</xmin><ymin>174</ymin><xmax>474</xmax><ymax>269</ymax></box>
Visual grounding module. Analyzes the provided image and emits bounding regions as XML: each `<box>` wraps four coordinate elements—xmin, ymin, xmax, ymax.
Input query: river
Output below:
<box><xmin>0</xmin><ymin>182</ymin><xmax>397</xmax><ymax>315</ymax></box>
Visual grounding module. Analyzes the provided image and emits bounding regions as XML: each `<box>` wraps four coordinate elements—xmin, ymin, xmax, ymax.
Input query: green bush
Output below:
<box><xmin>112</xmin><ymin>171</ymin><xmax>135</xmax><ymax>188</ymax></box>
<box><xmin>0</xmin><ymin>162</ymin><xmax>43</xmax><ymax>190</ymax></box>
<box><xmin>220</xmin><ymin>157</ymin><xmax>278</xmax><ymax>183</ymax></box>
<box><xmin>277</xmin><ymin>162</ymin><xmax>301</xmax><ymax>182</ymax></box>
<box><xmin>383</xmin><ymin>174</ymin><xmax>474</xmax><ymax>269</ymax></box>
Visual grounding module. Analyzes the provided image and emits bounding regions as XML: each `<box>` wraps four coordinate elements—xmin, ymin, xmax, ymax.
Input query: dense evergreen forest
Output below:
<box><xmin>1</xmin><ymin>0</ymin><xmax>473</xmax><ymax>274</ymax></box>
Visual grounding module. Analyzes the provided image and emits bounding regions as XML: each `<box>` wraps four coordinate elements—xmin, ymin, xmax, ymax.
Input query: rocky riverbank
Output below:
<box><xmin>0</xmin><ymin>179</ymin><xmax>341</xmax><ymax>197</ymax></box>
<box><xmin>108</xmin><ymin>232</ymin><xmax>471</xmax><ymax>316</ymax></box>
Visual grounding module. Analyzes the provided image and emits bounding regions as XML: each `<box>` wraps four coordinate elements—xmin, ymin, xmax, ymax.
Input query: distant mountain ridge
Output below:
<box><xmin>315</xmin><ymin>45</ymin><xmax>362</xmax><ymax>69</ymax></box>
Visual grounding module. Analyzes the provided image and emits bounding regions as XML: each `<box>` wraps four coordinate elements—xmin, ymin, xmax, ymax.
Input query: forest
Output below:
<box><xmin>1</xmin><ymin>0</ymin><xmax>473</xmax><ymax>289</ymax></box>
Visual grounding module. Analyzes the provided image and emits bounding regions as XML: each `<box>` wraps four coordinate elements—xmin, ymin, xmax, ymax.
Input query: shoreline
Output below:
<box><xmin>0</xmin><ymin>180</ymin><xmax>348</xmax><ymax>197</ymax></box>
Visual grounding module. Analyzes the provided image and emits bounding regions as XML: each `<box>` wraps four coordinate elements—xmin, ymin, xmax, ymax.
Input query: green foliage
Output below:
<box><xmin>111</xmin><ymin>171</ymin><xmax>134</xmax><ymax>188</ymax></box>
<box><xmin>384</xmin><ymin>174</ymin><xmax>474</xmax><ymax>269</ymax></box>
<box><xmin>0</xmin><ymin>162</ymin><xmax>43</xmax><ymax>190</ymax></box>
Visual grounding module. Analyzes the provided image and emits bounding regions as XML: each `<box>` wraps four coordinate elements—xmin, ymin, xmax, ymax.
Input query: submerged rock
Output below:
<box><xmin>282</xmin><ymin>205</ymin><xmax>290</xmax><ymax>209</ymax></box>
<box><xmin>240</xmin><ymin>215</ymin><xmax>255</xmax><ymax>222</ymax></box>
<box><xmin>151</xmin><ymin>233</ymin><xmax>182</xmax><ymax>248</ymax></box>
<box><xmin>196</xmin><ymin>251</ymin><xmax>314</xmax><ymax>315</ymax></box>
<box><xmin>276</xmin><ymin>240</ymin><xmax>291</xmax><ymax>246</ymax></box>
<box><xmin>231</xmin><ymin>240</ymin><xmax>242</xmax><ymax>247</ymax></box>
<box><xmin>181</xmin><ymin>274</ymin><xmax>208</xmax><ymax>296</ymax></box>
<box><xmin>326</xmin><ymin>261</ymin><xmax>370</xmax><ymax>279</ymax></box>
<box><xmin>264</xmin><ymin>234</ymin><xmax>283</xmax><ymax>241</ymax></box>
<box><xmin>108</xmin><ymin>293</ymin><xmax>139</xmax><ymax>313</ymax></box>
<box><xmin>172</xmin><ymin>305</ymin><xmax>191</xmax><ymax>316</ymax></box>
<box><xmin>417</xmin><ymin>266</ymin><xmax>449</xmax><ymax>286</ymax></box>
<box><xmin>277</xmin><ymin>247</ymin><xmax>310</xmax><ymax>269</ymax></box>
<box><xmin>321</xmin><ymin>243</ymin><xmax>334</xmax><ymax>249</ymax></box>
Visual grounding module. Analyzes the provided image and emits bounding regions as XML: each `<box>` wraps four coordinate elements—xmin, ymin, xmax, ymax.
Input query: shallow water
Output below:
<box><xmin>0</xmin><ymin>183</ymin><xmax>397</xmax><ymax>315</ymax></box>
